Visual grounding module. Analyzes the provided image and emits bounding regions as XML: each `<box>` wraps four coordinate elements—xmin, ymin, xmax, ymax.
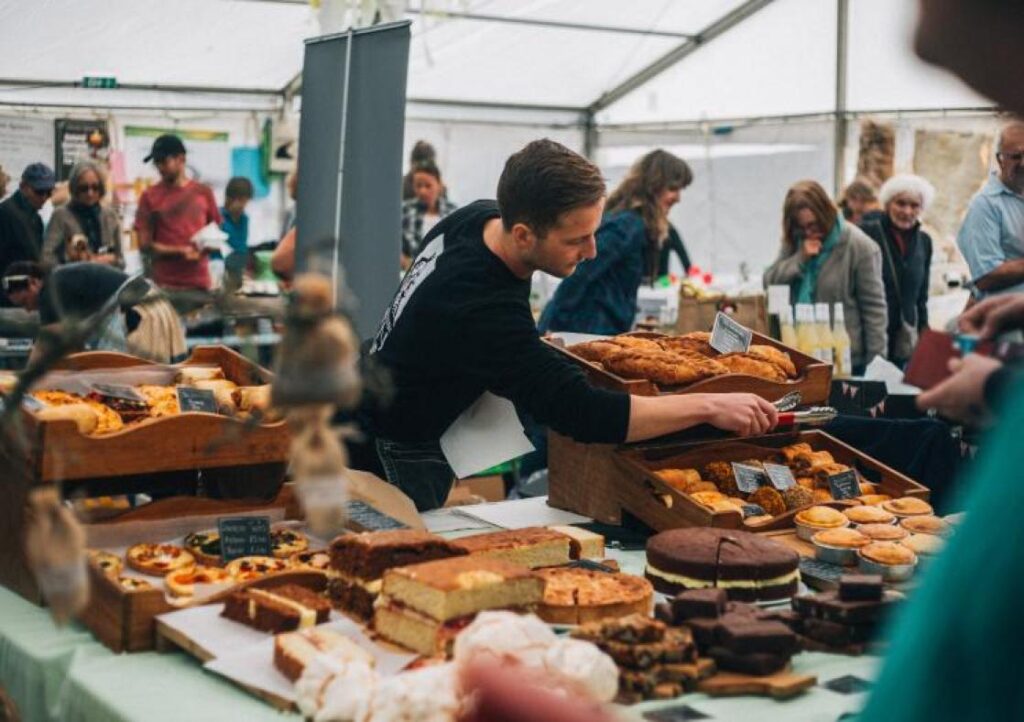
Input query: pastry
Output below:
<box><xmin>844</xmin><ymin>506</ymin><xmax>896</xmax><ymax>526</ymax></box>
<box><xmin>274</xmin><ymin>627</ymin><xmax>375</xmax><ymax>682</ymax></box>
<box><xmin>116</xmin><ymin>576</ymin><xmax>153</xmax><ymax>592</ymax></box>
<box><xmin>859</xmin><ymin>541</ymin><xmax>917</xmax><ymax>566</ymax></box>
<box><xmin>604</xmin><ymin>349</ymin><xmax>725</xmax><ymax>386</ymax></box>
<box><xmin>175</xmin><ymin>365</ymin><xmax>225</xmax><ymax>383</ymax></box>
<box><xmin>32</xmin><ymin>390</ymin><xmax>124</xmax><ymax>434</ymax></box>
<box><xmin>271</xmin><ymin>528</ymin><xmax>309</xmax><ymax>559</ymax></box>
<box><xmin>857</xmin><ymin>523</ymin><xmax>909</xmax><ymax>542</ymax></box>
<box><xmin>645</xmin><ymin>528</ymin><xmax>800</xmax><ymax>602</ymax></box>
<box><xmin>813</xmin><ymin>528</ymin><xmax>870</xmax><ymax>548</ymax></box>
<box><xmin>858</xmin><ymin>494</ymin><xmax>892</xmax><ymax>506</ymax></box>
<box><xmin>136</xmin><ymin>385</ymin><xmax>179</xmax><ymax>417</ymax></box>
<box><xmin>690</xmin><ymin>490</ymin><xmax>729</xmax><ymax>508</ymax></box>
<box><xmin>716</xmin><ymin>353</ymin><xmax>788</xmax><ymax>381</ymax></box>
<box><xmin>88</xmin><ymin>550</ymin><xmax>122</xmax><ymax>576</ymax></box>
<box><xmin>748</xmin><ymin>486</ymin><xmax>786</xmax><ymax>516</ymax></box>
<box><xmin>290</xmin><ymin>549</ymin><xmax>332</xmax><ymax>571</ymax></box>
<box><xmin>795</xmin><ymin>506</ymin><xmax>848</xmax><ymax>529</ymax></box>
<box><xmin>34</xmin><ymin>403</ymin><xmax>100</xmax><ymax>434</ymax></box>
<box><xmin>125</xmin><ymin>543</ymin><xmax>195</xmax><ymax>577</ymax></box>
<box><xmin>373</xmin><ymin>556</ymin><xmax>544</xmax><ymax>656</ymax></box>
<box><xmin>658</xmin><ymin>334</ymin><xmax>714</xmax><ymax>356</ymax></box>
<box><xmin>226</xmin><ymin>555</ymin><xmax>290</xmax><ymax>581</ymax></box>
<box><xmin>453</xmin><ymin>527</ymin><xmax>572</xmax><ymax>569</ymax></box>
<box><xmin>748</xmin><ymin>345</ymin><xmax>798</xmax><ymax>377</ymax></box>
<box><xmin>812</xmin><ymin>489</ymin><xmax>835</xmax><ymax>503</ymax></box>
<box><xmin>901</xmin><ymin>534</ymin><xmax>945</xmax><ymax>557</ymax></box>
<box><xmin>858</xmin><ymin>481</ymin><xmax>880</xmax><ymax>496</ymax></box>
<box><xmin>222</xmin><ymin>584</ymin><xmax>331</xmax><ymax>632</ymax></box>
<box><xmin>328</xmin><ymin>530</ymin><xmax>466</xmax><ymax>621</ymax></box>
<box><xmin>165</xmin><ymin>565</ymin><xmax>232</xmax><ymax>597</ymax></box>
<box><xmin>899</xmin><ymin>515</ymin><xmax>950</xmax><ymax>536</ymax></box>
<box><xmin>796</xmin><ymin>477</ymin><xmax>816</xmax><ymax>490</ymax></box>
<box><xmin>781</xmin><ymin>485</ymin><xmax>814</xmax><ymax>511</ymax></box>
<box><xmin>881</xmin><ymin>497</ymin><xmax>933</xmax><ymax>517</ymax></box>
<box><xmin>569</xmin><ymin>340</ymin><xmax>624</xmax><ymax>363</ymax></box>
<box><xmin>184</xmin><ymin>531</ymin><xmax>222</xmax><ymax>566</ymax></box>
<box><xmin>535</xmin><ymin>567</ymin><xmax>653</xmax><ymax>625</ymax></box>
<box><xmin>778</xmin><ymin>443</ymin><xmax>813</xmax><ymax>464</ymax></box>
<box><xmin>654</xmin><ymin>468</ymin><xmax>702</xmax><ymax>493</ymax></box>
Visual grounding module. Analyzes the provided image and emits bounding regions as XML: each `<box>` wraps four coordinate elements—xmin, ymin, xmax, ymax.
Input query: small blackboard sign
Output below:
<box><xmin>217</xmin><ymin>516</ymin><xmax>271</xmax><ymax>562</ymax></box>
<box><xmin>799</xmin><ymin>557</ymin><xmax>845</xmax><ymax>589</ymax></box>
<box><xmin>91</xmin><ymin>383</ymin><xmax>145</xmax><ymax>402</ymax></box>
<box><xmin>176</xmin><ymin>386</ymin><xmax>218</xmax><ymax>413</ymax></box>
<box><xmin>731</xmin><ymin>462</ymin><xmax>767</xmax><ymax>494</ymax></box>
<box><xmin>644</xmin><ymin>705</ymin><xmax>711</xmax><ymax>721</ymax></box>
<box><xmin>345</xmin><ymin>500</ymin><xmax>407</xmax><ymax>531</ymax></box>
<box><xmin>828</xmin><ymin>469</ymin><xmax>860</xmax><ymax>500</ymax></box>
<box><xmin>824</xmin><ymin>674</ymin><xmax>872</xmax><ymax>695</ymax></box>
<box><xmin>763</xmin><ymin>463</ymin><xmax>796</xmax><ymax>491</ymax></box>
<box><xmin>710</xmin><ymin>312</ymin><xmax>753</xmax><ymax>354</ymax></box>
<box><xmin>741</xmin><ymin>503</ymin><xmax>766</xmax><ymax>519</ymax></box>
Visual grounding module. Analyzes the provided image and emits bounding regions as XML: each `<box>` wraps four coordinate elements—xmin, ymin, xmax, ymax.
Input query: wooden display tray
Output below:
<box><xmin>544</xmin><ymin>330</ymin><xmax>831</xmax><ymax>405</ymax></box>
<box><xmin>17</xmin><ymin>345</ymin><xmax>288</xmax><ymax>484</ymax></box>
<box><xmin>548</xmin><ymin>430</ymin><xmax>928</xmax><ymax>531</ymax></box>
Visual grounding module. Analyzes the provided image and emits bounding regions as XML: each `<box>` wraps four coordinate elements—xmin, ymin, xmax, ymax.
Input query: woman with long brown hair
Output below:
<box><xmin>764</xmin><ymin>179</ymin><xmax>888</xmax><ymax>373</ymax></box>
<box><xmin>538</xmin><ymin>149</ymin><xmax>693</xmax><ymax>334</ymax></box>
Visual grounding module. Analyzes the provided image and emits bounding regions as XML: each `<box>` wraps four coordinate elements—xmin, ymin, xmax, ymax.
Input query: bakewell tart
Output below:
<box><xmin>290</xmin><ymin>549</ymin><xmax>332</xmax><ymax>572</ymax></box>
<box><xmin>844</xmin><ymin>505</ymin><xmax>896</xmax><ymax>526</ymax></box>
<box><xmin>899</xmin><ymin>515</ymin><xmax>950</xmax><ymax>536</ymax></box>
<box><xmin>881</xmin><ymin>497</ymin><xmax>933</xmax><ymax>518</ymax></box>
<box><xmin>645</xmin><ymin>528</ymin><xmax>800</xmax><ymax>602</ymax></box>
<box><xmin>535</xmin><ymin>567</ymin><xmax>653</xmax><ymax>625</ymax></box>
<box><xmin>813</xmin><ymin>528</ymin><xmax>870</xmax><ymax>548</ymax></box>
<box><xmin>795</xmin><ymin>505</ymin><xmax>849</xmax><ymax>540</ymax></box>
<box><xmin>222</xmin><ymin>583</ymin><xmax>331</xmax><ymax>632</ymax></box>
<box><xmin>857</xmin><ymin>524</ymin><xmax>909</xmax><ymax>542</ymax></box>
<box><xmin>859</xmin><ymin>542</ymin><xmax>916</xmax><ymax>567</ymax></box>
<box><xmin>900</xmin><ymin>534</ymin><xmax>945</xmax><ymax>557</ymax></box>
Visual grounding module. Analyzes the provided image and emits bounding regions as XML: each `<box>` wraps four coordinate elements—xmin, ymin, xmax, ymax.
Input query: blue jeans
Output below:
<box><xmin>375</xmin><ymin>438</ymin><xmax>455</xmax><ymax>512</ymax></box>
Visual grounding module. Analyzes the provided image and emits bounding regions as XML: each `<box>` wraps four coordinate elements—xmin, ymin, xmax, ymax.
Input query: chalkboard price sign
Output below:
<box><xmin>345</xmin><ymin>500</ymin><xmax>406</xmax><ymax>531</ymax></box>
<box><xmin>763</xmin><ymin>463</ymin><xmax>797</xmax><ymax>491</ymax></box>
<box><xmin>828</xmin><ymin>470</ymin><xmax>861</xmax><ymax>500</ymax></box>
<box><xmin>217</xmin><ymin>516</ymin><xmax>272</xmax><ymax>562</ymax></box>
<box><xmin>731</xmin><ymin>462</ymin><xmax>767</xmax><ymax>494</ymax></box>
<box><xmin>176</xmin><ymin>386</ymin><xmax>218</xmax><ymax>413</ymax></box>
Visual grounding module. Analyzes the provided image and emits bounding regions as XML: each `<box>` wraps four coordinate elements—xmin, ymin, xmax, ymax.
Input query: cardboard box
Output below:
<box><xmin>676</xmin><ymin>294</ymin><xmax>768</xmax><ymax>335</ymax></box>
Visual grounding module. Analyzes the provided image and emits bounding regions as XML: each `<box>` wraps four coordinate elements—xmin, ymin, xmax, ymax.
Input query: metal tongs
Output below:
<box><xmin>772</xmin><ymin>391</ymin><xmax>836</xmax><ymax>426</ymax></box>
<box><xmin>773</xmin><ymin>391</ymin><xmax>802</xmax><ymax>412</ymax></box>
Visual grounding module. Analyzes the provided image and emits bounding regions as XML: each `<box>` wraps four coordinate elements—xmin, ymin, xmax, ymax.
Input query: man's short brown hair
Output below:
<box><xmin>497</xmin><ymin>139</ymin><xmax>605</xmax><ymax>237</ymax></box>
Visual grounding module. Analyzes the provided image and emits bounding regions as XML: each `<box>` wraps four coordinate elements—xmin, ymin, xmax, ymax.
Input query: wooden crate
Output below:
<box><xmin>545</xmin><ymin>330</ymin><xmax>831</xmax><ymax>405</ymax></box>
<box><xmin>548</xmin><ymin>430</ymin><xmax>929</xmax><ymax>533</ymax></box>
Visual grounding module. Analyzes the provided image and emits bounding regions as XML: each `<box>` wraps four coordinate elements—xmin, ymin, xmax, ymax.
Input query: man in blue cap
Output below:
<box><xmin>0</xmin><ymin>162</ymin><xmax>55</xmax><ymax>305</ymax></box>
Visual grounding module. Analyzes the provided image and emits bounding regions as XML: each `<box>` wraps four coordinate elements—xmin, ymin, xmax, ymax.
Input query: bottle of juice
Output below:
<box><xmin>795</xmin><ymin>304</ymin><xmax>820</xmax><ymax>359</ymax></box>
<box><xmin>832</xmin><ymin>302</ymin><xmax>853</xmax><ymax>377</ymax></box>
<box><xmin>779</xmin><ymin>305</ymin><xmax>798</xmax><ymax>349</ymax></box>
<box><xmin>815</xmin><ymin>303</ymin><xmax>835</xmax><ymax>365</ymax></box>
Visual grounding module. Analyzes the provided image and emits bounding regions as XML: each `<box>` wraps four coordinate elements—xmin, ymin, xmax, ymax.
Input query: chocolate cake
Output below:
<box><xmin>221</xmin><ymin>584</ymin><xmax>331</xmax><ymax>632</ymax></box>
<box><xmin>645</xmin><ymin>528</ymin><xmax>800</xmax><ymax>602</ymax></box>
<box><xmin>328</xmin><ymin>530</ymin><xmax>466</xmax><ymax>620</ymax></box>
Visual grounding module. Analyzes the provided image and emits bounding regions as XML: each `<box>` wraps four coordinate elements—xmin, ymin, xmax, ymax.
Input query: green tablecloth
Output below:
<box><xmin>0</xmin><ymin>542</ymin><xmax>877</xmax><ymax>721</ymax></box>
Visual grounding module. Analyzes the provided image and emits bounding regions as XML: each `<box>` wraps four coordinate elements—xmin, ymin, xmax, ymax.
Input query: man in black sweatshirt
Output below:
<box><xmin>368</xmin><ymin>139</ymin><xmax>777</xmax><ymax>510</ymax></box>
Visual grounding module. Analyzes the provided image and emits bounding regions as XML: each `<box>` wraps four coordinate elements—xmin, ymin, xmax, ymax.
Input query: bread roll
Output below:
<box><xmin>175</xmin><ymin>366</ymin><xmax>225</xmax><ymax>384</ymax></box>
<box><xmin>36</xmin><ymin>403</ymin><xmax>100</xmax><ymax>435</ymax></box>
<box><xmin>193</xmin><ymin>379</ymin><xmax>238</xmax><ymax>413</ymax></box>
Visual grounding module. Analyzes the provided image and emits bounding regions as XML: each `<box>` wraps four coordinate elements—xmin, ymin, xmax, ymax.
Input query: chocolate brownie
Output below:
<box><xmin>598</xmin><ymin>627</ymin><xmax>697</xmax><ymax>669</ymax></box>
<box><xmin>801</xmin><ymin>617</ymin><xmax>877</xmax><ymax>646</ymax></box>
<box><xmin>792</xmin><ymin>589</ymin><xmax>902</xmax><ymax>625</ymax></box>
<box><xmin>654</xmin><ymin>601</ymin><xmax>675</xmax><ymax>625</ymax></box>
<box><xmin>686</xmin><ymin>616</ymin><xmax>720</xmax><ymax>651</ymax></box>
<box><xmin>572</xmin><ymin>614</ymin><xmax>665</xmax><ymax>645</ymax></box>
<box><xmin>671</xmin><ymin>588</ymin><xmax>727</xmax><ymax>621</ymax></box>
<box><xmin>707</xmin><ymin>646</ymin><xmax>790</xmax><ymax>676</ymax></box>
<box><xmin>838</xmin><ymin>574</ymin><xmax>884</xmax><ymax>602</ymax></box>
<box><xmin>326</xmin><ymin>576</ymin><xmax>375</xmax><ymax>620</ymax></box>
<box><xmin>328</xmin><ymin>530</ymin><xmax>465</xmax><ymax>579</ymax></box>
<box><xmin>646</xmin><ymin>528</ymin><xmax>799</xmax><ymax>602</ymax></box>
<box><xmin>716</xmin><ymin>619</ymin><xmax>798</xmax><ymax>657</ymax></box>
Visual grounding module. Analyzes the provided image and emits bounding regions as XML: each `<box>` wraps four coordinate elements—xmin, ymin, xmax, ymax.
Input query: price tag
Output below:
<box><xmin>828</xmin><ymin>470</ymin><xmax>860</xmax><ymax>500</ymax></box>
<box><xmin>799</xmin><ymin>557</ymin><xmax>845</xmax><ymax>589</ymax></box>
<box><xmin>763</xmin><ymin>463</ymin><xmax>796</xmax><ymax>491</ymax></box>
<box><xmin>824</xmin><ymin>674</ymin><xmax>872</xmax><ymax>695</ymax></box>
<box><xmin>345</xmin><ymin>500</ymin><xmax>407</xmax><ymax>531</ymax></box>
<box><xmin>644</xmin><ymin>705</ymin><xmax>711</xmax><ymax>721</ymax></box>
<box><xmin>217</xmin><ymin>516</ymin><xmax>271</xmax><ymax>562</ymax></box>
<box><xmin>741</xmin><ymin>503</ymin><xmax>766</xmax><ymax>519</ymax></box>
<box><xmin>731</xmin><ymin>462</ymin><xmax>767</xmax><ymax>494</ymax></box>
<box><xmin>176</xmin><ymin>386</ymin><xmax>218</xmax><ymax>413</ymax></box>
<box><xmin>90</xmin><ymin>383</ymin><xmax>145</xmax><ymax>402</ymax></box>
<box><xmin>710</xmin><ymin>312</ymin><xmax>753</xmax><ymax>354</ymax></box>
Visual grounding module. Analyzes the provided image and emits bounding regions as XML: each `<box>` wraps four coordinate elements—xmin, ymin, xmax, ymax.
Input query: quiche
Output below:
<box><xmin>226</xmin><ymin>555</ymin><xmax>289</xmax><ymax>582</ymax></box>
<box><xmin>125</xmin><ymin>543</ymin><xmax>195</xmax><ymax>577</ymax></box>
<box><xmin>535</xmin><ymin>567</ymin><xmax>653</xmax><ymax>625</ymax></box>
<box><xmin>166</xmin><ymin>565</ymin><xmax>233</xmax><ymax>597</ymax></box>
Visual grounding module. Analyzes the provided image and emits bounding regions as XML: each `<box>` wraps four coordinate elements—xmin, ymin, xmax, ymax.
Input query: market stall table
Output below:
<box><xmin>0</xmin><ymin>498</ymin><xmax>883</xmax><ymax>722</ymax></box>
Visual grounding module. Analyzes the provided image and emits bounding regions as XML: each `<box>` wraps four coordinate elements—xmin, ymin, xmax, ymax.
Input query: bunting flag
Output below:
<box><xmin>877</xmin><ymin>400</ymin><xmax>886</xmax><ymax>416</ymax></box>
<box><xmin>841</xmin><ymin>382</ymin><xmax>851</xmax><ymax>397</ymax></box>
<box><xmin>850</xmin><ymin>385</ymin><xmax>859</xmax><ymax>399</ymax></box>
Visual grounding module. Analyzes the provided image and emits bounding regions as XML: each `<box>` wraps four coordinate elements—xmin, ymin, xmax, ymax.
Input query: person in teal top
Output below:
<box><xmin>220</xmin><ymin>176</ymin><xmax>253</xmax><ymax>281</ymax></box>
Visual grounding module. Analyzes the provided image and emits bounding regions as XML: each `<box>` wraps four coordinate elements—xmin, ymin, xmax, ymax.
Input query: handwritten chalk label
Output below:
<box><xmin>799</xmin><ymin>557</ymin><xmax>845</xmax><ymax>589</ymax></box>
<box><xmin>91</xmin><ymin>383</ymin><xmax>145</xmax><ymax>402</ymax></box>
<box><xmin>741</xmin><ymin>504</ymin><xmax>766</xmax><ymax>519</ymax></box>
<box><xmin>710</xmin><ymin>312</ymin><xmax>753</xmax><ymax>354</ymax></box>
<box><xmin>345</xmin><ymin>500</ymin><xmax>407</xmax><ymax>531</ymax></box>
<box><xmin>176</xmin><ymin>386</ymin><xmax>218</xmax><ymax>413</ymax></box>
<box><xmin>763</xmin><ymin>463</ymin><xmax>797</xmax><ymax>491</ymax></box>
<box><xmin>731</xmin><ymin>462</ymin><xmax>767</xmax><ymax>494</ymax></box>
<box><xmin>217</xmin><ymin>516</ymin><xmax>271</xmax><ymax>562</ymax></box>
<box><xmin>828</xmin><ymin>470</ymin><xmax>860</xmax><ymax>500</ymax></box>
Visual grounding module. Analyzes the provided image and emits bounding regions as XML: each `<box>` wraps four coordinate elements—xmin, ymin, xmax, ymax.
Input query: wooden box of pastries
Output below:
<box><xmin>549</xmin><ymin>430</ymin><xmax>928</xmax><ymax>532</ymax></box>
<box><xmin>5</xmin><ymin>345</ymin><xmax>289</xmax><ymax>487</ymax></box>
<box><xmin>544</xmin><ymin>330</ymin><xmax>831</xmax><ymax>405</ymax></box>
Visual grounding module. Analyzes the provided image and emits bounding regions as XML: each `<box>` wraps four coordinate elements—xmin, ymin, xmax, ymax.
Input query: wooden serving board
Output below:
<box><xmin>698</xmin><ymin>667</ymin><xmax>816</xmax><ymax>699</ymax></box>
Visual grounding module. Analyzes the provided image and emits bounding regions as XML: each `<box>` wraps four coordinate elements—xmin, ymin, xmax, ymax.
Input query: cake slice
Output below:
<box><xmin>549</xmin><ymin>526</ymin><xmax>605</xmax><ymax>560</ymax></box>
<box><xmin>274</xmin><ymin>627</ymin><xmax>375</xmax><ymax>681</ymax></box>
<box><xmin>452</xmin><ymin>527</ymin><xmax>572</xmax><ymax>568</ymax></box>
<box><xmin>327</xmin><ymin>530</ymin><xmax>466</xmax><ymax>620</ymax></box>
<box><xmin>221</xmin><ymin>584</ymin><xmax>331</xmax><ymax>633</ymax></box>
<box><xmin>373</xmin><ymin>556</ymin><xmax>544</xmax><ymax>656</ymax></box>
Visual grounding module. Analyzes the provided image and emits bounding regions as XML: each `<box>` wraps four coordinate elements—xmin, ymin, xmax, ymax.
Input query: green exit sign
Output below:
<box><xmin>82</xmin><ymin>76</ymin><xmax>117</xmax><ymax>89</ymax></box>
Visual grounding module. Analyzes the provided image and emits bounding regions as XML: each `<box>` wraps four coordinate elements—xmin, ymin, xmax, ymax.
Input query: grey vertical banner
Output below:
<box><xmin>296</xmin><ymin>20</ymin><xmax>411</xmax><ymax>339</ymax></box>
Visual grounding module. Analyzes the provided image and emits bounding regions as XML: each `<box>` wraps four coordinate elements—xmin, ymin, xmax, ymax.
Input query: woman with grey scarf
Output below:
<box><xmin>43</xmin><ymin>160</ymin><xmax>124</xmax><ymax>268</ymax></box>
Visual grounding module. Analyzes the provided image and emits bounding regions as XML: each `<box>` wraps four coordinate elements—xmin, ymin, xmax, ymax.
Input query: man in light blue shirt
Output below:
<box><xmin>956</xmin><ymin>122</ymin><xmax>1024</xmax><ymax>296</ymax></box>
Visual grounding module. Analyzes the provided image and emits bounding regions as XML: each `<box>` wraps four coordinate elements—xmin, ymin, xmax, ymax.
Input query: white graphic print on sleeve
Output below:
<box><xmin>370</xmin><ymin>234</ymin><xmax>445</xmax><ymax>353</ymax></box>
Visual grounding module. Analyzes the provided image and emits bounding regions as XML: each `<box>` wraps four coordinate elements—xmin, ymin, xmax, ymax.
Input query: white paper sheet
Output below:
<box><xmin>418</xmin><ymin>508</ymin><xmax>500</xmax><ymax>534</ymax></box>
<box><xmin>864</xmin><ymin>355</ymin><xmax>921</xmax><ymax>395</ymax></box>
<box><xmin>439</xmin><ymin>392</ymin><xmax>535</xmax><ymax>479</ymax></box>
<box><xmin>453</xmin><ymin>496</ymin><xmax>592</xmax><ymax>530</ymax></box>
<box><xmin>204</xmin><ymin>618</ymin><xmax>415</xmax><ymax>706</ymax></box>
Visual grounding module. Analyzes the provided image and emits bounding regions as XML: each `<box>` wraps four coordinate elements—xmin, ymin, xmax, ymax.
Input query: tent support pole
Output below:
<box><xmin>583</xmin><ymin>111</ymin><xmax>599</xmax><ymax>160</ymax></box>
<box><xmin>833</xmin><ymin>0</ymin><xmax>850</xmax><ymax>196</ymax></box>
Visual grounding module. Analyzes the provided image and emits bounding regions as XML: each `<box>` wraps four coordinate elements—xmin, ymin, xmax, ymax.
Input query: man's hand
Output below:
<box><xmin>704</xmin><ymin>393</ymin><xmax>779</xmax><ymax>436</ymax></box>
<box><xmin>916</xmin><ymin>353</ymin><xmax>1003</xmax><ymax>425</ymax></box>
<box><xmin>958</xmin><ymin>292</ymin><xmax>1024</xmax><ymax>339</ymax></box>
<box><xmin>180</xmin><ymin>245</ymin><xmax>202</xmax><ymax>262</ymax></box>
<box><xmin>801</xmin><ymin>238</ymin><xmax>822</xmax><ymax>261</ymax></box>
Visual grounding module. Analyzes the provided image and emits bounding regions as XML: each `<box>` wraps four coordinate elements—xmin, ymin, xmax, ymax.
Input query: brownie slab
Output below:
<box><xmin>716</xmin><ymin>620</ymin><xmax>798</xmax><ymax>657</ymax></box>
<box><xmin>838</xmin><ymin>574</ymin><xmax>884</xmax><ymax>602</ymax></box>
<box><xmin>707</xmin><ymin>646</ymin><xmax>790</xmax><ymax>676</ymax></box>
<box><xmin>671</xmin><ymin>588</ymin><xmax>727</xmax><ymax>621</ymax></box>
